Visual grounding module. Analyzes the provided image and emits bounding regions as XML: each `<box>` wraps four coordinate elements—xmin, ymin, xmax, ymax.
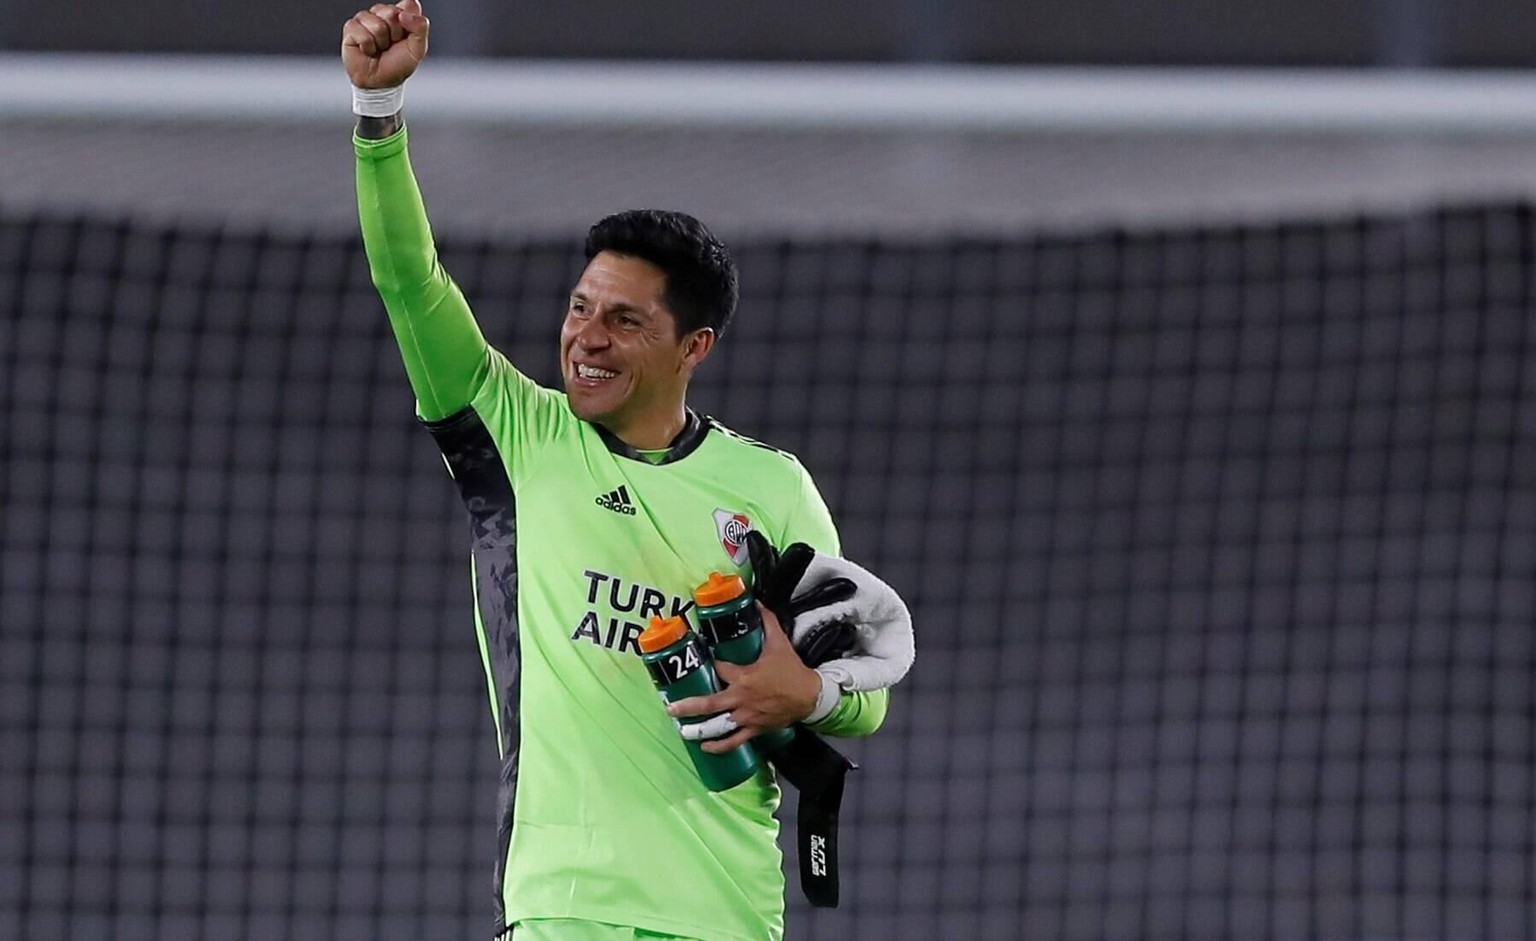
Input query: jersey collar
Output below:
<box><xmin>593</xmin><ymin>409</ymin><xmax>710</xmax><ymax>466</ymax></box>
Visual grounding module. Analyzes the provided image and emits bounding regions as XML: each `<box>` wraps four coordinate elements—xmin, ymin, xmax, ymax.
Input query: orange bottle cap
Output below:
<box><xmin>638</xmin><ymin>615</ymin><xmax>688</xmax><ymax>653</ymax></box>
<box><xmin>692</xmin><ymin>571</ymin><xmax>748</xmax><ymax>608</ymax></box>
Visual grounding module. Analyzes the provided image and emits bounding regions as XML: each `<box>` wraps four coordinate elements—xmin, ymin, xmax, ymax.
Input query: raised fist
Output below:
<box><xmin>342</xmin><ymin>0</ymin><xmax>430</xmax><ymax>89</ymax></box>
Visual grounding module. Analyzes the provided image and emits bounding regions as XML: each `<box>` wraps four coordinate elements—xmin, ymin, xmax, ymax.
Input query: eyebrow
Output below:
<box><xmin>570</xmin><ymin>293</ymin><xmax>649</xmax><ymax>319</ymax></box>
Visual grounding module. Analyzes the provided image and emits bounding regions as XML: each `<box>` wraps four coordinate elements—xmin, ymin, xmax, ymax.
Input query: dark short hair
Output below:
<box><xmin>584</xmin><ymin>210</ymin><xmax>739</xmax><ymax>338</ymax></box>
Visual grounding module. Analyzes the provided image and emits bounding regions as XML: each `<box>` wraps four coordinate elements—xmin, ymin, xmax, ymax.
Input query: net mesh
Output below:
<box><xmin>4</xmin><ymin>206</ymin><xmax>1536</xmax><ymax>941</ymax></box>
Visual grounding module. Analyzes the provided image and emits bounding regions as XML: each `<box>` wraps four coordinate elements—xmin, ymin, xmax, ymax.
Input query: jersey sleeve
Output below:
<box><xmin>778</xmin><ymin>460</ymin><xmax>891</xmax><ymax>738</ymax></box>
<box><xmin>773</xmin><ymin>459</ymin><xmax>840</xmax><ymax>555</ymax></box>
<box><xmin>356</xmin><ymin>127</ymin><xmax>568</xmax><ymax>476</ymax></box>
<box><xmin>355</xmin><ymin>126</ymin><xmax>490</xmax><ymax>422</ymax></box>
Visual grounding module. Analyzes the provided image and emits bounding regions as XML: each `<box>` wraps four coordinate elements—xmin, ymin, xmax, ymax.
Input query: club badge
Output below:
<box><xmin>713</xmin><ymin>508</ymin><xmax>753</xmax><ymax>565</ymax></box>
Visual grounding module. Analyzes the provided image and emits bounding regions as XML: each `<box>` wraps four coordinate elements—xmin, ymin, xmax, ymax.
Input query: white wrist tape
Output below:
<box><xmin>352</xmin><ymin>85</ymin><xmax>404</xmax><ymax>118</ymax></box>
<box><xmin>805</xmin><ymin>670</ymin><xmax>843</xmax><ymax>724</ymax></box>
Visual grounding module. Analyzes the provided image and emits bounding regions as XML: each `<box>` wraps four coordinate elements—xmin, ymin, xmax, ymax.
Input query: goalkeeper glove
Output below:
<box><xmin>746</xmin><ymin>531</ymin><xmax>915</xmax><ymax>694</ymax></box>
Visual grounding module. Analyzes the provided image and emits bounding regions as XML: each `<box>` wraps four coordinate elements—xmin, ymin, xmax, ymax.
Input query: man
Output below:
<box><xmin>342</xmin><ymin>4</ymin><xmax>912</xmax><ymax>939</ymax></box>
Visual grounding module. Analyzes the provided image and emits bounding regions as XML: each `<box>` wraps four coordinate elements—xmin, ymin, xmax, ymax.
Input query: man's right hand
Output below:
<box><xmin>342</xmin><ymin>0</ymin><xmax>430</xmax><ymax>89</ymax></box>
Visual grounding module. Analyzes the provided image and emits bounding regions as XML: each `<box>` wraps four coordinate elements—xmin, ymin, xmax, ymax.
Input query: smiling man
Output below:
<box><xmin>344</xmin><ymin>3</ymin><xmax>905</xmax><ymax>941</ymax></box>
<box><xmin>560</xmin><ymin>233</ymin><xmax>719</xmax><ymax>450</ymax></box>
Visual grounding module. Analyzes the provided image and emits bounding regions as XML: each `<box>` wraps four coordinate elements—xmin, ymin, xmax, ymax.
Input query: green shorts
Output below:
<box><xmin>511</xmin><ymin>919</ymin><xmax>708</xmax><ymax>941</ymax></box>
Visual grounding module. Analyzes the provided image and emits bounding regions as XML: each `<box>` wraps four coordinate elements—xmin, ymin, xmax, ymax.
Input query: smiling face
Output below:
<box><xmin>559</xmin><ymin>251</ymin><xmax>715</xmax><ymax>449</ymax></box>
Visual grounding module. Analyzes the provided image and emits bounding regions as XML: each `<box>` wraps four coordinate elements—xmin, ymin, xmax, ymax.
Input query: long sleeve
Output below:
<box><xmin>355</xmin><ymin>126</ymin><xmax>491</xmax><ymax>421</ymax></box>
<box><xmin>806</xmin><ymin>686</ymin><xmax>889</xmax><ymax>737</ymax></box>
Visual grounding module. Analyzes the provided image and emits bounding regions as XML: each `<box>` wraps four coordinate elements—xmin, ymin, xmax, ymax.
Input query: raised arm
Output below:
<box><xmin>344</xmin><ymin>0</ymin><xmax>490</xmax><ymax>421</ymax></box>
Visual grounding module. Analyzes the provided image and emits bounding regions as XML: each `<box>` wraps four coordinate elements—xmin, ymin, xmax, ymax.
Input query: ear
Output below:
<box><xmin>681</xmin><ymin>328</ymin><xmax>716</xmax><ymax>369</ymax></box>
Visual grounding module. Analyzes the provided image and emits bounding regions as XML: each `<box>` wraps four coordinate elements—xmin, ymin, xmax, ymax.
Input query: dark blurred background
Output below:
<box><xmin>3</xmin><ymin>0</ymin><xmax>1534</xmax><ymax>66</ymax></box>
<box><xmin>6</xmin><ymin>3</ymin><xmax>1536</xmax><ymax>941</ymax></box>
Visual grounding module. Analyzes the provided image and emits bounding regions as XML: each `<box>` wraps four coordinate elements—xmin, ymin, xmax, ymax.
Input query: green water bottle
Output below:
<box><xmin>692</xmin><ymin>571</ymin><xmax>796</xmax><ymax>754</ymax></box>
<box><xmin>640</xmin><ymin>615</ymin><xmax>760</xmax><ymax>791</ymax></box>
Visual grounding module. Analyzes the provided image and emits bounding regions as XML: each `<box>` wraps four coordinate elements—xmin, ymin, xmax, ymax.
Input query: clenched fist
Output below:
<box><xmin>342</xmin><ymin>0</ymin><xmax>430</xmax><ymax>89</ymax></box>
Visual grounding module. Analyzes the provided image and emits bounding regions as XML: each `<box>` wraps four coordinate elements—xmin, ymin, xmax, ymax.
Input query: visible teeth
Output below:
<box><xmin>577</xmin><ymin>364</ymin><xmax>617</xmax><ymax>380</ymax></box>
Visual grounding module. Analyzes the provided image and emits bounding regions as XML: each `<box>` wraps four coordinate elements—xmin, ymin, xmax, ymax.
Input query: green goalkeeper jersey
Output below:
<box><xmin>356</xmin><ymin>127</ymin><xmax>888</xmax><ymax>941</ymax></box>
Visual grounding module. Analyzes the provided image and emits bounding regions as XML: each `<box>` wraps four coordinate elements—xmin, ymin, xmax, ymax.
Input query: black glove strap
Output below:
<box><xmin>765</xmin><ymin>727</ymin><xmax>856</xmax><ymax>908</ymax></box>
<box><xmin>744</xmin><ymin>530</ymin><xmax>863</xmax><ymax>907</ymax></box>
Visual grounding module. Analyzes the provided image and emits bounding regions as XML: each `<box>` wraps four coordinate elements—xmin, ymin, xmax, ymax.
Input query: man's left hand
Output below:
<box><xmin>665</xmin><ymin>605</ymin><xmax>820</xmax><ymax>754</ymax></box>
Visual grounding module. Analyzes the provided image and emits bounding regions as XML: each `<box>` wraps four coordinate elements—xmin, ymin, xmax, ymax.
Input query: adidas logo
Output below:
<box><xmin>595</xmin><ymin>485</ymin><xmax>637</xmax><ymax>516</ymax></box>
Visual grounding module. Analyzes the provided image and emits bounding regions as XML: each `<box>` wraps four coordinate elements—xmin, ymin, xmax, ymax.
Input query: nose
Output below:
<box><xmin>573</xmin><ymin>312</ymin><xmax>610</xmax><ymax>350</ymax></box>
